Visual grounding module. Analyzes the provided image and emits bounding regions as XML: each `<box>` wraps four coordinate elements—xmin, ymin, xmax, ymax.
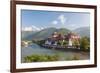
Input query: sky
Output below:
<box><xmin>21</xmin><ymin>9</ymin><xmax>90</xmax><ymax>31</ymax></box>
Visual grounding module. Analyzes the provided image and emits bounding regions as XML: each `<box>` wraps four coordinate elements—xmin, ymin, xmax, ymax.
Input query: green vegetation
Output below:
<box><xmin>66</xmin><ymin>55</ymin><xmax>80</xmax><ymax>60</ymax></box>
<box><xmin>32</xmin><ymin>40</ymin><xmax>45</xmax><ymax>45</ymax></box>
<box><xmin>24</xmin><ymin>54</ymin><xmax>81</xmax><ymax>63</ymax></box>
<box><xmin>57</xmin><ymin>28</ymin><xmax>70</xmax><ymax>35</ymax></box>
<box><xmin>72</xmin><ymin>40</ymin><xmax>80</xmax><ymax>48</ymax></box>
<box><xmin>80</xmin><ymin>36</ymin><xmax>90</xmax><ymax>51</ymax></box>
<box><xmin>58</xmin><ymin>40</ymin><xmax>68</xmax><ymax>46</ymax></box>
<box><xmin>72</xmin><ymin>55</ymin><xmax>80</xmax><ymax>60</ymax></box>
<box><xmin>24</xmin><ymin>54</ymin><xmax>59</xmax><ymax>62</ymax></box>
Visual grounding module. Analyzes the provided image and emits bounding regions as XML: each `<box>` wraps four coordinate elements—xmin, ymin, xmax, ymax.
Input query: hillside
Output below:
<box><xmin>22</xmin><ymin>26</ymin><xmax>90</xmax><ymax>41</ymax></box>
<box><xmin>22</xmin><ymin>27</ymin><xmax>70</xmax><ymax>40</ymax></box>
<box><xmin>73</xmin><ymin>27</ymin><xmax>90</xmax><ymax>37</ymax></box>
<box><xmin>32</xmin><ymin>27</ymin><xmax>71</xmax><ymax>40</ymax></box>
<box><xmin>21</xmin><ymin>31</ymin><xmax>36</xmax><ymax>40</ymax></box>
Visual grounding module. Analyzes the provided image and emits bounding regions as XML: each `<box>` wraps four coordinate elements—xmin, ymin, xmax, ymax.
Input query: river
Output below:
<box><xmin>21</xmin><ymin>43</ymin><xmax>90</xmax><ymax>62</ymax></box>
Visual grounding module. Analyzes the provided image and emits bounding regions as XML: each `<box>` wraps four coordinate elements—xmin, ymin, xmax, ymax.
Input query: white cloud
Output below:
<box><xmin>22</xmin><ymin>25</ymin><xmax>43</xmax><ymax>31</ymax></box>
<box><xmin>32</xmin><ymin>25</ymin><xmax>41</xmax><ymax>31</ymax></box>
<box><xmin>40</xmin><ymin>27</ymin><xmax>44</xmax><ymax>30</ymax></box>
<box><xmin>58</xmin><ymin>14</ymin><xmax>66</xmax><ymax>25</ymax></box>
<box><xmin>52</xmin><ymin>20</ymin><xmax>58</xmax><ymax>25</ymax></box>
<box><xmin>22</xmin><ymin>27</ymin><xmax>33</xmax><ymax>31</ymax></box>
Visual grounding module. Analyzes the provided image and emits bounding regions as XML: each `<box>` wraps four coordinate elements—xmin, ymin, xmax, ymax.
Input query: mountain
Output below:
<box><xmin>73</xmin><ymin>27</ymin><xmax>90</xmax><ymax>37</ymax></box>
<box><xmin>56</xmin><ymin>28</ymin><xmax>70</xmax><ymax>35</ymax></box>
<box><xmin>22</xmin><ymin>27</ymin><xmax>70</xmax><ymax>40</ymax></box>
<box><xmin>22</xmin><ymin>27</ymin><xmax>90</xmax><ymax>41</ymax></box>
<box><xmin>21</xmin><ymin>25</ymin><xmax>44</xmax><ymax>40</ymax></box>
<box><xmin>32</xmin><ymin>28</ymin><xmax>57</xmax><ymax>40</ymax></box>
<box><xmin>21</xmin><ymin>31</ymin><xmax>37</xmax><ymax>40</ymax></box>
<box><xmin>33</xmin><ymin>28</ymin><xmax>70</xmax><ymax>40</ymax></box>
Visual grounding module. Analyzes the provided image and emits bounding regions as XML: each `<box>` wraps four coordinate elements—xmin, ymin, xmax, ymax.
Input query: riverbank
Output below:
<box><xmin>21</xmin><ymin>43</ymin><xmax>90</xmax><ymax>63</ymax></box>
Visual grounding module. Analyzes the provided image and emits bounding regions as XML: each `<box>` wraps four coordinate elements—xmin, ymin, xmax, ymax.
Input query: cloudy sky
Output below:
<box><xmin>21</xmin><ymin>10</ymin><xmax>90</xmax><ymax>31</ymax></box>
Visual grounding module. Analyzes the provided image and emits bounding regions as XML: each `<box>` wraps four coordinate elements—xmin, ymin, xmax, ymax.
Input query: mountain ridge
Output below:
<box><xmin>73</xmin><ymin>26</ymin><xmax>90</xmax><ymax>37</ymax></box>
<box><xmin>22</xmin><ymin>27</ymin><xmax>90</xmax><ymax>40</ymax></box>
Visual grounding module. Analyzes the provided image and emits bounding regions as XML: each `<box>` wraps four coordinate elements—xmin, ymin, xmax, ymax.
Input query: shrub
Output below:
<box><xmin>24</xmin><ymin>54</ymin><xmax>60</xmax><ymax>62</ymax></box>
<box><xmin>80</xmin><ymin>37</ymin><xmax>90</xmax><ymax>51</ymax></box>
<box><xmin>66</xmin><ymin>55</ymin><xmax>80</xmax><ymax>60</ymax></box>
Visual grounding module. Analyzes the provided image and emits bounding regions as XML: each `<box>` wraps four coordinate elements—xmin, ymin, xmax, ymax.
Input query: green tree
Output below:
<box><xmin>63</xmin><ymin>40</ymin><xmax>68</xmax><ymax>46</ymax></box>
<box><xmin>80</xmin><ymin>37</ymin><xmax>90</xmax><ymax>51</ymax></box>
<box><xmin>73</xmin><ymin>40</ymin><xmax>80</xmax><ymax>48</ymax></box>
<box><xmin>58</xmin><ymin>40</ymin><xmax>68</xmax><ymax>46</ymax></box>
